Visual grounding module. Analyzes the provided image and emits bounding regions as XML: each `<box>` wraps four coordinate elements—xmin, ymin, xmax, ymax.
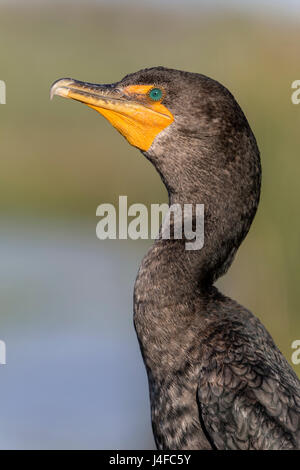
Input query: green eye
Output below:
<box><xmin>149</xmin><ymin>87</ymin><xmax>163</xmax><ymax>101</ymax></box>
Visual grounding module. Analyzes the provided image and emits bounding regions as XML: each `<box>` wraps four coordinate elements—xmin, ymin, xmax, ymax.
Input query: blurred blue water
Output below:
<box><xmin>0</xmin><ymin>219</ymin><xmax>155</xmax><ymax>449</ymax></box>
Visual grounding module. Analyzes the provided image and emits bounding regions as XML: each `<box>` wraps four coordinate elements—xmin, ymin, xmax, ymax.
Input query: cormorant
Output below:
<box><xmin>51</xmin><ymin>67</ymin><xmax>300</xmax><ymax>450</ymax></box>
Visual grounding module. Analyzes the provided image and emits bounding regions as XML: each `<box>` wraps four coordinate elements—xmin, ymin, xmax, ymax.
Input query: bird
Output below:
<box><xmin>51</xmin><ymin>67</ymin><xmax>300</xmax><ymax>450</ymax></box>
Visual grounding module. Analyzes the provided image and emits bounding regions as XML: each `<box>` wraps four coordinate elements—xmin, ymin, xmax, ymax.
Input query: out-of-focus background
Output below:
<box><xmin>0</xmin><ymin>0</ymin><xmax>299</xmax><ymax>450</ymax></box>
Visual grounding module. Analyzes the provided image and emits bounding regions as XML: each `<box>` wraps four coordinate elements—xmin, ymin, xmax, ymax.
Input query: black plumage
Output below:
<box><xmin>125</xmin><ymin>68</ymin><xmax>300</xmax><ymax>450</ymax></box>
<box><xmin>51</xmin><ymin>67</ymin><xmax>300</xmax><ymax>450</ymax></box>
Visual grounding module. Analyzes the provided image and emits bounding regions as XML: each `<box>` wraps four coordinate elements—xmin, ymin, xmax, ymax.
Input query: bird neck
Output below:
<box><xmin>134</xmin><ymin>130</ymin><xmax>261</xmax><ymax>375</ymax></box>
<box><xmin>133</xmin><ymin>192</ymin><xmax>231</xmax><ymax>376</ymax></box>
<box><xmin>134</xmin><ymin>189</ymin><xmax>226</xmax><ymax>305</ymax></box>
<box><xmin>134</xmin><ymin>171</ymin><xmax>259</xmax><ymax>373</ymax></box>
<box><xmin>134</xmin><ymin>236</ymin><xmax>206</xmax><ymax>378</ymax></box>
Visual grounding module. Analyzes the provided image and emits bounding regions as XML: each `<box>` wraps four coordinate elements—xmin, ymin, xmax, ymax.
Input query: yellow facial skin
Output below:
<box><xmin>50</xmin><ymin>80</ymin><xmax>174</xmax><ymax>151</ymax></box>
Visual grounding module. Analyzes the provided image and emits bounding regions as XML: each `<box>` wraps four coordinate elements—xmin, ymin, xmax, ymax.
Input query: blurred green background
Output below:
<box><xmin>0</xmin><ymin>0</ymin><xmax>299</xmax><ymax>449</ymax></box>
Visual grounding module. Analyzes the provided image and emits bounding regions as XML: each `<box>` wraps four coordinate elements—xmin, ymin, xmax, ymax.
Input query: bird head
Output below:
<box><xmin>50</xmin><ymin>67</ymin><xmax>177</xmax><ymax>152</ymax></box>
<box><xmin>51</xmin><ymin>67</ymin><xmax>261</xmax><ymax>279</ymax></box>
<box><xmin>50</xmin><ymin>66</ymin><xmax>259</xmax><ymax>199</ymax></box>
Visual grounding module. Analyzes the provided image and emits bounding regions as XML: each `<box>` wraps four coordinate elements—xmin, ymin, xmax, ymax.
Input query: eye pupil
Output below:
<box><xmin>149</xmin><ymin>88</ymin><xmax>162</xmax><ymax>101</ymax></box>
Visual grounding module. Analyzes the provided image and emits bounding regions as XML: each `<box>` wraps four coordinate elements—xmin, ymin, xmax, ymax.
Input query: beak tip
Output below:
<box><xmin>50</xmin><ymin>78</ymin><xmax>74</xmax><ymax>101</ymax></box>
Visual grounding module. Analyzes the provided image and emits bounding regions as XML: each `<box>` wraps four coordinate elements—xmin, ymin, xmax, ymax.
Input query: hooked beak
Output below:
<box><xmin>50</xmin><ymin>78</ymin><xmax>173</xmax><ymax>151</ymax></box>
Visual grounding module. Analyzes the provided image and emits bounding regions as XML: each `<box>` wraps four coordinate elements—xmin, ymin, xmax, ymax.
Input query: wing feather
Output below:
<box><xmin>198</xmin><ymin>319</ymin><xmax>300</xmax><ymax>450</ymax></box>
